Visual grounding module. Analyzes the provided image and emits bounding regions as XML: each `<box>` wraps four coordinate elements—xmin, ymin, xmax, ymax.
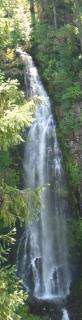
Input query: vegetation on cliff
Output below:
<box><xmin>30</xmin><ymin>0</ymin><xmax>82</xmax><ymax>217</ymax></box>
<box><xmin>0</xmin><ymin>1</ymin><xmax>41</xmax><ymax>319</ymax></box>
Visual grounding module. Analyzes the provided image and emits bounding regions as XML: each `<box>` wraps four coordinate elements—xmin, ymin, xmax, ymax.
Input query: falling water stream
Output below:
<box><xmin>17</xmin><ymin>50</ymin><xmax>70</xmax><ymax>319</ymax></box>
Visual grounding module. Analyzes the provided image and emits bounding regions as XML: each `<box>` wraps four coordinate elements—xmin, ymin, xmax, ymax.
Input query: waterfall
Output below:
<box><xmin>17</xmin><ymin>51</ymin><xmax>70</xmax><ymax>301</ymax></box>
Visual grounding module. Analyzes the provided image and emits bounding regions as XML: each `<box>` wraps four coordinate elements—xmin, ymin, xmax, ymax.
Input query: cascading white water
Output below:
<box><xmin>17</xmin><ymin>51</ymin><xmax>70</xmax><ymax>301</ymax></box>
<box><xmin>62</xmin><ymin>309</ymin><xmax>70</xmax><ymax>320</ymax></box>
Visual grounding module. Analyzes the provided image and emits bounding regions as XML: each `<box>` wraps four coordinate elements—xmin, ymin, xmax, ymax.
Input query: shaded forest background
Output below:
<box><xmin>0</xmin><ymin>0</ymin><xmax>82</xmax><ymax>319</ymax></box>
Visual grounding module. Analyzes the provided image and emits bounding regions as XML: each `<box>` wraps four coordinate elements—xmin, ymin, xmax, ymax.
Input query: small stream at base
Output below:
<box><xmin>62</xmin><ymin>309</ymin><xmax>70</xmax><ymax>320</ymax></box>
<box><xmin>17</xmin><ymin>49</ymin><xmax>71</xmax><ymax>320</ymax></box>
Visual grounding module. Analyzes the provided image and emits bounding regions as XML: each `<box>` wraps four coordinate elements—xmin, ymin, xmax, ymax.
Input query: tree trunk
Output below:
<box><xmin>74</xmin><ymin>0</ymin><xmax>82</xmax><ymax>52</ymax></box>
<box><xmin>52</xmin><ymin>0</ymin><xmax>57</xmax><ymax>29</ymax></box>
<box><xmin>30</xmin><ymin>0</ymin><xmax>34</xmax><ymax>13</ymax></box>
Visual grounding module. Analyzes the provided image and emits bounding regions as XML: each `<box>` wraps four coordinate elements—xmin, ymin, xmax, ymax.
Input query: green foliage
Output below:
<box><xmin>62</xmin><ymin>83</ymin><xmax>82</xmax><ymax>101</ymax></box>
<box><xmin>0</xmin><ymin>185</ymin><xmax>41</xmax><ymax>228</ymax></box>
<box><xmin>0</xmin><ymin>228</ymin><xmax>27</xmax><ymax>320</ymax></box>
<box><xmin>67</xmin><ymin>160</ymin><xmax>81</xmax><ymax>189</ymax></box>
<box><xmin>0</xmin><ymin>0</ymin><xmax>31</xmax><ymax>52</ymax></box>
<box><xmin>0</xmin><ymin>78</ymin><xmax>37</xmax><ymax>149</ymax></box>
<box><xmin>0</xmin><ymin>261</ymin><xmax>44</xmax><ymax>320</ymax></box>
<box><xmin>0</xmin><ymin>2</ymin><xmax>43</xmax><ymax>320</ymax></box>
<box><xmin>0</xmin><ymin>266</ymin><xmax>27</xmax><ymax>320</ymax></box>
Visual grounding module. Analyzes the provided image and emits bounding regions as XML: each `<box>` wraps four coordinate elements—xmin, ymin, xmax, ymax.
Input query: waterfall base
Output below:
<box><xmin>17</xmin><ymin>224</ymin><xmax>70</xmax><ymax>301</ymax></box>
<box><xmin>28</xmin><ymin>294</ymin><xmax>70</xmax><ymax>320</ymax></box>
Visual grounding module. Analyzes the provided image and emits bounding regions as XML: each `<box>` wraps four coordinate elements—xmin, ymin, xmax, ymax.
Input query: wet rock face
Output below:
<box><xmin>28</xmin><ymin>296</ymin><xmax>63</xmax><ymax>320</ymax></box>
<box><xmin>67</xmin><ymin>276</ymin><xmax>82</xmax><ymax>320</ymax></box>
<box><xmin>17</xmin><ymin>223</ymin><xmax>43</xmax><ymax>294</ymax></box>
<box><xmin>27</xmin><ymin>256</ymin><xmax>43</xmax><ymax>293</ymax></box>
